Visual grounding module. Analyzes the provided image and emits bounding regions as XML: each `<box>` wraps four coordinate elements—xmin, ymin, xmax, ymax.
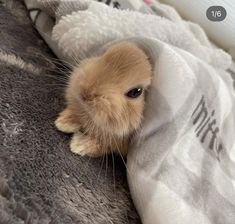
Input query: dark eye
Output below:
<box><xmin>125</xmin><ymin>87</ymin><xmax>143</xmax><ymax>98</ymax></box>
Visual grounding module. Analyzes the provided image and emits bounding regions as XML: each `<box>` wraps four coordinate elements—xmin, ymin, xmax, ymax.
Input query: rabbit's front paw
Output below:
<box><xmin>70</xmin><ymin>133</ymin><xmax>103</xmax><ymax>157</ymax></box>
<box><xmin>55</xmin><ymin>108</ymin><xmax>80</xmax><ymax>133</ymax></box>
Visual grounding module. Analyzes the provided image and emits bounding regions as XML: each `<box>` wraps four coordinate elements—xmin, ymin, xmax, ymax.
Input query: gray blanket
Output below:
<box><xmin>0</xmin><ymin>1</ymin><xmax>140</xmax><ymax>223</ymax></box>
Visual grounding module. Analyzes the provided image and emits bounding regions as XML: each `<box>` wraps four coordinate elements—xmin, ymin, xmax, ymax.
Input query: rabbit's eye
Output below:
<box><xmin>125</xmin><ymin>87</ymin><xmax>143</xmax><ymax>98</ymax></box>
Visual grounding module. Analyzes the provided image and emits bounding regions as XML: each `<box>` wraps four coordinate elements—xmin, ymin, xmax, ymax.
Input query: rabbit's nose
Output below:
<box><xmin>80</xmin><ymin>91</ymin><xmax>93</xmax><ymax>102</ymax></box>
<box><xmin>81</xmin><ymin>94</ymin><xmax>86</xmax><ymax>102</ymax></box>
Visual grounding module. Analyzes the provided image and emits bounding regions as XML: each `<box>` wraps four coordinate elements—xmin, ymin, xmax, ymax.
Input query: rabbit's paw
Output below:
<box><xmin>70</xmin><ymin>133</ymin><xmax>103</xmax><ymax>157</ymax></box>
<box><xmin>55</xmin><ymin>108</ymin><xmax>80</xmax><ymax>133</ymax></box>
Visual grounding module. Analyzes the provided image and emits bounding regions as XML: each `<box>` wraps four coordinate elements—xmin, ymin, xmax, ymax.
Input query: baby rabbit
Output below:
<box><xmin>55</xmin><ymin>42</ymin><xmax>152</xmax><ymax>157</ymax></box>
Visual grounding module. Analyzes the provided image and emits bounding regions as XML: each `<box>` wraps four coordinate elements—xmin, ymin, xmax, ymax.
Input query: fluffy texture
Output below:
<box><xmin>51</xmin><ymin>0</ymin><xmax>230</xmax><ymax>69</ymax></box>
<box><xmin>56</xmin><ymin>42</ymin><xmax>152</xmax><ymax>156</ymax></box>
<box><xmin>0</xmin><ymin>2</ymin><xmax>140</xmax><ymax>223</ymax></box>
<box><xmin>24</xmin><ymin>0</ymin><xmax>231</xmax><ymax>69</ymax></box>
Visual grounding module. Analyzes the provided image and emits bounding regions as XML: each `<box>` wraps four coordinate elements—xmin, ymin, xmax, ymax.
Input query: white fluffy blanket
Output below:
<box><xmin>24</xmin><ymin>0</ymin><xmax>235</xmax><ymax>223</ymax></box>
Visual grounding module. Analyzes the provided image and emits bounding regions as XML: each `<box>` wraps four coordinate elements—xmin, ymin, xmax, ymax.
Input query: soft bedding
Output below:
<box><xmin>23</xmin><ymin>0</ymin><xmax>235</xmax><ymax>224</ymax></box>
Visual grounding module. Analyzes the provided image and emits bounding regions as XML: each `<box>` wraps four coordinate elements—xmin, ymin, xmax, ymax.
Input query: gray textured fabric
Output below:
<box><xmin>0</xmin><ymin>1</ymin><xmax>140</xmax><ymax>223</ymax></box>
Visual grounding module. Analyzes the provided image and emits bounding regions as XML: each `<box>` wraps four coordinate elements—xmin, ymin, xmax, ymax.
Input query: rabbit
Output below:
<box><xmin>55</xmin><ymin>41</ymin><xmax>152</xmax><ymax>157</ymax></box>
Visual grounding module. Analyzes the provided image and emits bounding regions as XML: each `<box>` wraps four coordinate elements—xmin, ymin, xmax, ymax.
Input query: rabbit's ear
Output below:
<box><xmin>103</xmin><ymin>42</ymin><xmax>150</xmax><ymax>74</ymax></box>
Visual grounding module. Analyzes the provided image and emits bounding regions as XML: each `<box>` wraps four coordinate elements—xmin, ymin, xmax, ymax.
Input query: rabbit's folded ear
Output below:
<box><xmin>103</xmin><ymin>42</ymin><xmax>150</xmax><ymax>73</ymax></box>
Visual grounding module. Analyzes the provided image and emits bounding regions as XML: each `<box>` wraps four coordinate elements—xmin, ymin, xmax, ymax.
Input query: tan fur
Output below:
<box><xmin>55</xmin><ymin>42</ymin><xmax>152</xmax><ymax>157</ymax></box>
